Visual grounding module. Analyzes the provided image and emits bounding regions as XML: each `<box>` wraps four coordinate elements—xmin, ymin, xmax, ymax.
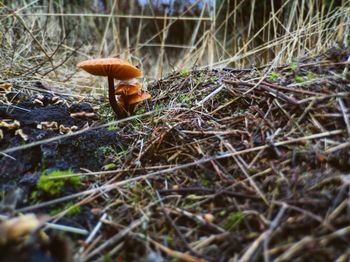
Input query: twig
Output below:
<box><xmin>82</xmin><ymin>215</ymin><xmax>148</xmax><ymax>261</ymax></box>
<box><xmin>196</xmin><ymin>83</ymin><xmax>225</xmax><ymax>106</ymax></box>
<box><xmin>337</xmin><ymin>97</ymin><xmax>350</xmax><ymax>137</ymax></box>
<box><xmin>239</xmin><ymin>203</ymin><xmax>286</xmax><ymax>262</ymax></box>
<box><xmin>148</xmin><ymin>237</ymin><xmax>206</xmax><ymax>262</ymax></box>
<box><xmin>79</xmin><ymin>213</ymin><xmax>108</xmax><ymax>255</ymax></box>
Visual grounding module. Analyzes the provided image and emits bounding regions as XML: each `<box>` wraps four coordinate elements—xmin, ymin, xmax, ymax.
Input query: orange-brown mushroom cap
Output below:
<box><xmin>77</xmin><ymin>58</ymin><xmax>142</xmax><ymax>80</ymax></box>
<box><xmin>115</xmin><ymin>82</ymin><xmax>142</xmax><ymax>95</ymax></box>
<box><xmin>126</xmin><ymin>91</ymin><xmax>151</xmax><ymax>105</ymax></box>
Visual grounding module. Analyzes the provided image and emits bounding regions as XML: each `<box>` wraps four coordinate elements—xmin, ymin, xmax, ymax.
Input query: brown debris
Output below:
<box><xmin>33</xmin><ymin>98</ymin><xmax>44</xmax><ymax>106</ymax></box>
<box><xmin>14</xmin><ymin>129</ymin><xmax>28</xmax><ymax>141</ymax></box>
<box><xmin>37</xmin><ymin>121</ymin><xmax>59</xmax><ymax>131</ymax></box>
<box><xmin>0</xmin><ymin>120</ymin><xmax>20</xmax><ymax>130</ymax></box>
<box><xmin>59</xmin><ymin>124</ymin><xmax>78</xmax><ymax>134</ymax></box>
<box><xmin>53</xmin><ymin>99</ymin><xmax>65</xmax><ymax>105</ymax></box>
<box><xmin>203</xmin><ymin>213</ymin><xmax>215</xmax><ymax>224</ymax></box>
<box><xmin>70</xmin><ymin>112</ymin><xmax>95</xmax><ymax>119</ymax></box>
<box><xmin>0</xmin><ymin>83</ymin><xmax>12</xmax><ymax>93</ymax></box>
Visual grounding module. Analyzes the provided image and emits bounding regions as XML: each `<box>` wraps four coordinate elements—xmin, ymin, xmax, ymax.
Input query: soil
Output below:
<box><xmin>1</xmin><ymin>47</ymin><xmax>350</xmax><ymax>261</ymax></box>
<box><xmin>1</xmin><ymin>91</ymin><xmax>122</xmax><ymax>186</ymax></box>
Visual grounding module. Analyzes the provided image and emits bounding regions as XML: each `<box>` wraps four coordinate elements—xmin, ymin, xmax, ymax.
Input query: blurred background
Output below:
<box><xmin>0</xmin><ymin>0</ymin><xmax>349</xmax><ymax>95</ymax></box>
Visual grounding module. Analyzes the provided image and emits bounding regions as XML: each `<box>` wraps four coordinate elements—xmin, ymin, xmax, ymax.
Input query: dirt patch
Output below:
<box><xmin>0</xmin><ymin>89</ymin><xmax>123</xmax><ymax>219</ymax></box>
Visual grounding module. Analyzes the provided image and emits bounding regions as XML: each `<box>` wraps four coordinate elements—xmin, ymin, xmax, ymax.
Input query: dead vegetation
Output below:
<box><xmin>74</xmin><ymin>52</ymin><xmax>350</xmax><ymax>261</ymax></box>
<box><xmin>1</xmin><ymin>49</ymin><xmax>350</xmax><ymax>261</ymax></box>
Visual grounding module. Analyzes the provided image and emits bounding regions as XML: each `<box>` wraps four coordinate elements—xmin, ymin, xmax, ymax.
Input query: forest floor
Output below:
<box><xmin>1</xmin><ymin>48</ymin><xmax>350</xmax><ymax>261</ymax></box>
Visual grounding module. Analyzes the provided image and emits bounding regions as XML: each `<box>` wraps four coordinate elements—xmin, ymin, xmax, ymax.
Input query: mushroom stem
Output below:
<box><xmin>121</xmin><ymin>95</ymin><xmax>130</xmax><ymax>117</ymax></box>
<box><xmin>128</xmin><ymin>104</ymin><xmax>136</xmax><ymax>115</ymax></box>
<box><xmin>108</xmin><ymin>76</ymin><xmax>125</xmax><ymax>118</ymax></box>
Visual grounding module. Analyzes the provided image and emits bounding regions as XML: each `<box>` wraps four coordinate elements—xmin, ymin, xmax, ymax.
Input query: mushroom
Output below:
<box><xmin>115</xmin><ymin>82</ymin><xmax>142</xmax><ymax>96</ymax></box>
<box><xmin>115</xmin><ymin>82</ymin><xmax>143</xmax><ymax>114</ymax></box>
<box><xmin>125</xmin><ymin>91</ymin><xmax>151</xmax><ymax>114</ymax></box>
<box><xmin>77</xmin><ymin>58</ymin><xmax>142</xmax><ymax>118</ymax></box>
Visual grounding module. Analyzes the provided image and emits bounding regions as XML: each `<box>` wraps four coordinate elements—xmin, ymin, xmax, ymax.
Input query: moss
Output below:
<box><xmin>107</xmin><ymin>124</ymin><xmax>118</xmax><ymax>131</ymax></box>
<box><xmin>103</xmin><ymin>253</ymin><xmax>113</xmax><ymax>262</ymax></box>
<box><xmin>268</xmin><ymin>72</ymin><xmax>280</xmax><ymax>82</ymax></box>
<box><xmin>130</xmin><ymin>118</ymin><xmax>145</xmax><ymax>131</ymax></box>
<box><xmin>180</xmin><ymin>68</ymin><xmax>191</xmax><ymax>77</ymax></box>
<box><xmin>307</xmin><ymin>72</ymin><xmax>316</xmax><ymax>80</ymax></box>
<box><xmin>201</xmin><ymin>179</ymin><xmax>209</xmax><ymax>187</ymax></box>
<box><xmin>295</xmin><ymin>75</ymin><xmax>304</xmax><ymax>83</ymax></box>
<box><xmin>49</xmin><ymin>202</ymin><xmax>81</xmax><ymax>216</ymax></box>
<box><xmin>95</xmin><ymin>145</ymin><xmax>118</xmax><ymax>158</ymax></box>
<box><xmin>154</xmin><ymin>103</ymin><xmax>165</xmax><ymax>114</ymax></box>
<box><xmin>37</xmin><ymin>169</ymin><xmax>80</xmax><ymax>197</ymax></box>
<box><xmin>135</xmin><ymin>107</ymin><xmax>146</xmax><ymax>115</ymax></box>
<box><xmin>179</xmin><ymin>93</ymin><xmax>193</xmax><ymax>107</ymax></box>
<box><xmin>102</xmin><ymin>163</ymin><xmax>117</xmax><ymax>170</ymax></box>
<box><xmin>290</xmin><ymin>62</ymin><xmax>298</xmax><ymax>71</ymax></box>
<box><xmin>96</xmin><ymin>103</ymin><xmax>114</xmax><ymax>122</ymax></box>
<box><xmin>224</xmin><ymin>211</ymin><xmax>244</xmax><ymax>231</ymax></box>
<box><xmin>30</xmin><ymin>190</ymin><xmax>39</xmax><ymax>201</ymax></box>
<box><xmin>165</xmin><ymin>234</ymin><xmax>173</xmax><ymax>243</ymax></box>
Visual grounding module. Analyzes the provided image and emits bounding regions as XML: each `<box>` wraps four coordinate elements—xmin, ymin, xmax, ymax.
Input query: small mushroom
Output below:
<box><xmin>115</xmin><ymin>82</ymin><xmax>143</xmax><ymax>115</ymax></box>
<box><xmin>77</xmin><ymin>58</ymin><xmax>142</xmax><ymax>118</ymax></box>
<box><xmin>125</xmin><ymin>91</ymin><xmax>151</xmax><ymax>114</ymax></box>
<box><xmin>115</xmin><ymin>82</ymin><xmax>142</xmax><ymax>96</ymax></box>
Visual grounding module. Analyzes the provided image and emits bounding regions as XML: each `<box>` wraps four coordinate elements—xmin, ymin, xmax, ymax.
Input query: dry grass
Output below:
<box><xmin>1</xmin><ymin>1</ymin><xmax>349</xmax><ymax>82</ymax></box>
<box><xmin>1</xmin><ymin>0</ymin><xmax>350</xmax><ymax>261</ymax></box>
